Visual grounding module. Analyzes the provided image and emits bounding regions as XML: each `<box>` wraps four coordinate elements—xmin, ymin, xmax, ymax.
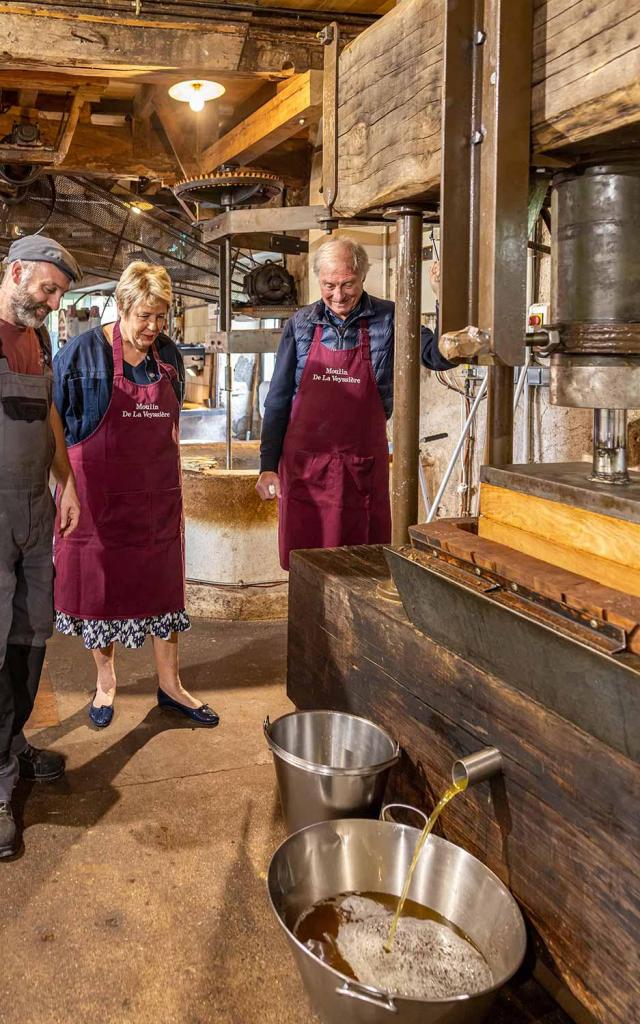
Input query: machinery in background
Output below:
<box><xmin>174</xmin><ymin>163</ymin><xmax>300</xmax><ymax>466</ymax></box>
<box><xmin>240</xmin><ymin>260</ymin><xmax>297</xmax><ymax>309</ymax></box>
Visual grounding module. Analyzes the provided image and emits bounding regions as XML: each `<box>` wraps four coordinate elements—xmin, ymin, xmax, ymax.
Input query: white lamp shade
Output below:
<box><xmin>168</xmin><ymin>80</ymin><xmax>226</xmax><ymax>110</ymax></box>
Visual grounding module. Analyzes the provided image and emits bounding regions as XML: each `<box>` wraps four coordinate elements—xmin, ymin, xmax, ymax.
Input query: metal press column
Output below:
<box><xmin>391</xmin><ymin>206</ymin><xmax>423</xmax><ymax>544</ymax></box>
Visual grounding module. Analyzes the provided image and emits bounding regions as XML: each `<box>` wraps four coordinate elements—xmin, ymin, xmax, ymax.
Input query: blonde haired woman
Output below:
<box><xmin>52</xmin><ymin>261</ymin><xmax>218</xmax><ymax>728</ymax></box>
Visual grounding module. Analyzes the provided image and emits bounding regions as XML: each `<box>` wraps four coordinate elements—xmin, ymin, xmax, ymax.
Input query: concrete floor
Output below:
<box><xmin>2</xmin><ymin>619</ymin><xmax>319</xmax><ymax>1024</ymax></box>
<box><xmin>2</xmin><ymin>618</ymin><xmax>574</xmax><ymax>1024</ymax></box>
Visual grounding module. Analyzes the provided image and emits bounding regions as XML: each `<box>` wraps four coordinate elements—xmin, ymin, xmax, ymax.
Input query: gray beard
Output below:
<box><xmin>11</xmin><ymin>285</ymin><xmax>48</xmax><ymax>329</ymax></box>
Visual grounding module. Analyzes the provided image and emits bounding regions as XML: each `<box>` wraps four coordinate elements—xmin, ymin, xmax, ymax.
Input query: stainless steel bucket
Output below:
<box><xmin>264</xmin><ymin>711</ymin><xmax>400</xmax><ymax>834</ymax></box>
<box><xmin>267</xmin><ymin>816</ymin><xmax>527</xmax><ymax>1024</ymax></box>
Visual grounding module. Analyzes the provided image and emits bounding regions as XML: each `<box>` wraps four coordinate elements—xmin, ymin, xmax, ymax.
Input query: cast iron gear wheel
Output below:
<box><xmin>173</xmin><ymin>165</ymin><xmax>284</xmax><ymax>209</ymax></box>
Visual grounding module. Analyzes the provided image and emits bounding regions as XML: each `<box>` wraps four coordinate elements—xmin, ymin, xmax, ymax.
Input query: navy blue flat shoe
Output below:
<box><xmin>89</xmin><ymin>696</ymin><xmax>114</xmax><ymax>729</ymax></box>
<box><xmin>157</xmin><ymin>688</ymin><xmax>219</xmax><ymax>727</ymax></box>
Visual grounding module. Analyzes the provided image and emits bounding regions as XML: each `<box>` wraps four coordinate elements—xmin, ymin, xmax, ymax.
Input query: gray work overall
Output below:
<box><xmin>0</xmin><ymin>332</ymin><xmax>55</xmax><ymax>801</ymax></box>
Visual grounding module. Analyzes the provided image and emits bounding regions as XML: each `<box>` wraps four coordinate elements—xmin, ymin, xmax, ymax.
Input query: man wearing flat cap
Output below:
<box><xmin>0</xmin><ymin>234</ymin><xmax>81</xmax><ymax>858</ymax></box>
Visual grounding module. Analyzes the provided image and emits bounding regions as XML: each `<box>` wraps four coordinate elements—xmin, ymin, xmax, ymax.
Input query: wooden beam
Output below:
<box><xmin>0</xmin><ymin>83</ymin><xmax>106</xmax><ymax>165</ymax></box>
<box><xmin>333</xmin><ymin>0</ymin><xmax>640</xmax><ymax>217</ymax></box>
<box><xmin>199</xmin><ymin>70</ymin><xmax>322</xmax><ymax>172</ymax></box>
<box><xmin>51</xmin><ymin>120</ymin><xmax>177</xmax><ymax>180</ymax></box>
<box><xmin>133</xmin><ymin>85</ymin><xmax>155</xmax><ymax>123</ymax></box>
<box><xmin>478</xmin><ymin>482</ymin><xmax>640</xmax><ymax>598</ymax></box>
<box><xmin>202</xmin><ymin>204</ymin><xmax>327</xmax><ymax>243</ymax></box>
<box><xmin>0</xmin><ymin>69</ymin><xmax>110</xmax><ymax>92</ymax></box>
<box><xmin>0</xmin><ymin>5</ymin><xmax>335</xmax><ymax>77</ymax></box>
<box><xmin>17</xmin><ymin>88</ymin><xmax>38</xmax><ymax>107</ymax></box>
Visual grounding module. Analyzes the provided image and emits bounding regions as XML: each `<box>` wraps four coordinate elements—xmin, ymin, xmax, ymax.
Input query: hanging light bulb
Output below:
<box><xmin>168</xmin><ymin>79</ymin><xmax>225</xmax><ymax>113</ymax></box>
<box><xmin>189</xmin><ymin>89</ymin><xmax>205</xmax><ymax>113</ymax></box>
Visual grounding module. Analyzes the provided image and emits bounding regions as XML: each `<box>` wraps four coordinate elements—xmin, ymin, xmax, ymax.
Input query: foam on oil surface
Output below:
<box><xmin>334</xmin><ymin>894</ymin><xmax>493</xmax><ymax>1000</ymax></box>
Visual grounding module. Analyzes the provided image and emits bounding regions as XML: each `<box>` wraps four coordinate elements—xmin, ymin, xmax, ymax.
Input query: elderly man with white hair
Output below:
<box><xmin>256</xmin><ymin>236</ymin><xmax>455</xmax><ymax>570</ymax></box>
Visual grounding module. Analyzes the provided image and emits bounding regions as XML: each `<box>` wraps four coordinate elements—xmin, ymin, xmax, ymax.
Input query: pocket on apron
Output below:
<box><xmin>151</xmin><ymin>486</ymin><xmax>183</xmax><ymax>544</ymax></box>
<box><xmin>288</xmin><ymin>451</ymin><xmax>335</xmax><ymax>505</ymax></box>
<box><xmin>1</xmin><ymin>395</ymin><xmax>48</xmax><ymax>421</ymax></box>
<box><xmin>98</xmin><ymin>490</ymin><xmax>152</xmax><ymax>546</ymax></box>
<box><xmin>341</xmin><ymin>454</ymin><xmax>375</xmax><ymax>509</ymax></box>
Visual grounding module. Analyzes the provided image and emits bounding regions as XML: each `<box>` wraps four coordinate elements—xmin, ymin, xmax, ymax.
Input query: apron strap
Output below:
<box><xmin>0</xmin><ymin>329</ymin><xmax>48</xmax><ymax>373</ymax></box>
<box><xmin>112</xmin><ymin>320</ymin><xmax>125</xmax><ymax>378</ymax></box>
<box><xmin>151</xmin><ymin>341</ymin><xmax>178</xmax><ymax>382</ymax></box>
<box><xmin>359</xmin><ymin>318</ymin><xmax>371</xmax><ymax>361</ymax></box>
<box><xmin>36</xmin><ymin>325</ymin><xmax>52</xmax><ymax>369</ymax></box>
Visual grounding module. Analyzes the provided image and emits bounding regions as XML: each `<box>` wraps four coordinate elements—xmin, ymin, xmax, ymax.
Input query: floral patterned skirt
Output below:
<box><xmin>55</xmin><ymin>610</ymin><xmax>191</xmax><ymax>650</ymax></box>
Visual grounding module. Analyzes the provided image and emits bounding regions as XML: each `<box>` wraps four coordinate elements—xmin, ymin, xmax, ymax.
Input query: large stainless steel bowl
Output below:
<box><xmin>267</xmin><ymin>816</ymin><xmax>527</xmax><ymax>1024</ymax></box>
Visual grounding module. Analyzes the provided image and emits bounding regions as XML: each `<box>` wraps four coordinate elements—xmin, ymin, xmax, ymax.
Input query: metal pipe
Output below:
<box><xmin>452</xmin><ymin>747</ymin><xmax>503</xmax><ymax>787</ymax></box>
<box><xmin>522</xmin><ymin>357</ymin><xmax>532</xmax><ymax>463</ymax></box>
<box><xmin>219</xmin><ymin>235</ymin><xmax>233</xmax><ymax>470</ymax></box>
<box><xmin>418</xmin><ymin>458</ymin><xmax>431</xmax><ymax>519</ymax></box>
<box><xmin>390</xmin><ymin>207</ymin><xmax>423</xmax><ymax>544</ymax></box>
<box><xmin>426</xmin><ymin>374</ymin><xmax>488</xmax><ymax>523</ymax></box>
<box><xmin>513</xmin><ymin>347</ymin><xmax>531</xmax><ymax>412</ymax></box>
<box><xmin>591</xmin><ymin>408</ymin><xmax>630</xmax><ymax>485</ymax></box>
<box><xmin>485</xmin><ymin>362</ymin><xmax>514</xmax><ymax>465</ymax></box>
<box><xmin>382</xmin><ymin>224</ymin><xmax>390</xmax><ymax>301</ymax></box>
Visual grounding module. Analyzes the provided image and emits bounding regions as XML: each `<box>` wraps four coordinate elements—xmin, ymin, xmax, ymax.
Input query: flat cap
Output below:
<box><xmin>7</xmin><ymin>234</ymin><xmax>82</xmax><ymax>283</ymax></box>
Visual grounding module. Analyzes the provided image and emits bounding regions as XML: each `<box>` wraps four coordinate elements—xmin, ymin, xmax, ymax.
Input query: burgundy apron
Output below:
<box><xmin>54</xmin><ymin>323</ymin><xmax>185</xmax><ymax>619</ymax></box>
<box><xmin>278</xmin><ymin>320</ymin><xmax>391</xmax><ymax>570</ymax></box>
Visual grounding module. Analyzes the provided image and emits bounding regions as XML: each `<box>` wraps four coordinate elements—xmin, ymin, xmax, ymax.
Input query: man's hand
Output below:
<box><xmin>429</xmin><ymin>260</ymin><xmax>440</xmax><ymax>301</ymax></box>
<box><xmin>58</xmin><ymin>476</ymin><xmax>80</xmax><ymax>537</ymax></box>
<box><xmin>438</xmin><ymin>325</ymin><xmax>491</xmax><ymax>362</ymax></box>
<box><xmin>256</xmin><ymin>471</ymin><xmax>281</xmax><ymax>501</ymax></box>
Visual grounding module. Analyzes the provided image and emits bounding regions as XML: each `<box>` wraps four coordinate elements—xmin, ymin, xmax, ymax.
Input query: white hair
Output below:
<box><xmin>312</xmin><ymin>237</ymin><xmax>369</xmax><ymax>280</ymax></box>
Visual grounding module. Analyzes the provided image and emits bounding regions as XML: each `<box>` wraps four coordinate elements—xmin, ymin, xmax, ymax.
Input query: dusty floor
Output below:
<box><xmin>1</xmin><ymin>618</ymin><xmax>574</xmax><ymax>1024</ymax></box>
<box><xmin>1</xmin><ymin>618</ymin><xmax>318</xmax><ymax>1024</ymax></box>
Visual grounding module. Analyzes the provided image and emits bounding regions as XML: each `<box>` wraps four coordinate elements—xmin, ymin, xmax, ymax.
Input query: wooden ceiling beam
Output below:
<box><xmin>0</xmin><ymin>69</ymin><xmax>110</xmax><ymax>92</ymax></box>
<box><xmin>0</xmin><ymin>6</ymin><xmax>343</xmax><ymax>77</ymax></box>
<box><xmin>0</xmin><ymin>114</ymin><xmax>178</xmax><ymax>180</ymax></box>
<box><xmin>199</xmin><ymin>70</ymin><xmax>322</xmax><ymax>172</ymax></box>
<box><xmin>17</xmin><ymin>88</ymin><xmax>38</xmax><ymax>107</ymax></box>
<box><xmin>0</xmin><ymin>82</ymin><xmax>107</xmax><ymax>165</ymax></box>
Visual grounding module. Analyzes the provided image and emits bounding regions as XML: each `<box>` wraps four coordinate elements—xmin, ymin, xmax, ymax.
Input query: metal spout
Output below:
<box><xmin>452</xmin><ymin>747</ymin><xmax>503</xmax><ymax>787</ymax></box>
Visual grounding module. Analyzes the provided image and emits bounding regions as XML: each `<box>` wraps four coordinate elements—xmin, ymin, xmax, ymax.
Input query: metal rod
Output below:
<box><xmin>591</xmin><ymin>409</ymin><xmax>630</xmax><ymax>485</ymax></box>
<box><xmin>485</xmin><ymin>363</ymin><xmax>514</xmax><ymax>465</ymax></box>
<box><xmin>523</xmin><ymin>357</ymin><xmax>532</xmax><ymax>463</ymax></box>
<box><xmin>391</xmin><ymin>208</ymin><xmax>423</xmax><ymax>545</ymax></box>
<box><xmin>452</xmin><ymin>747</ymin><xmax>503</xmax><ymax>787</ymax></box>
<box><xmin>426</xmin><ymin>375</ymin><xmax>488</xmax><ymax>523</ymax></box>
<box><xmin>219</xmin><ymin>234</ymin><xmax>233</xmax><ymax>469</ymax></box>
<box><xmin>382</xmin><ymin>224</ymin><xmax>390</xmax><ymax>301</ymax></box>
<box><xmin>513</xmin><ymin>348</ymin><xmax>531</xmax><ymax>412</ymax></box>
<box><xmin>418</xmin><ymin>458</ymin><xmax>431</xmax><ymax>519</ymax></box>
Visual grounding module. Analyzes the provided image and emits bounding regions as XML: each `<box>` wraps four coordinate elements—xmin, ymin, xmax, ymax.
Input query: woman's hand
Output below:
<box><xmin>59</xmin><ymin>475</ymin><xmax>80</xmax><ymax>537</ymax></box>
<box><xmin>429</xmin><ymin>260</ymin><xmax>440</xmax><ymax>301</ymax></box>
<box><xmin>256</xmin><ymin>471</ymin><xmax>281</xmax><ymax>500</ymax></box>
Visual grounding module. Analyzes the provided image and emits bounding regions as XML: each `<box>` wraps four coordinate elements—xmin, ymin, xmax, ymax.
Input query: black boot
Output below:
<box><xmin>0</xmin><ymin>802</ymin><xmax>17</xmax><ymax>858</ymax></box>
<box><xmin>17</xmin><ymin>743</ymin><xmax>65</xmax><ymax>782</ymax></box>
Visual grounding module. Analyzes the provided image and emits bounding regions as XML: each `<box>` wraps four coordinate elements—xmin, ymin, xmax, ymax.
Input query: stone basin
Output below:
<box><xmin>181</xmin><ymin>441</ymin><xmax>287</xmax><ymax>620</ymax></box>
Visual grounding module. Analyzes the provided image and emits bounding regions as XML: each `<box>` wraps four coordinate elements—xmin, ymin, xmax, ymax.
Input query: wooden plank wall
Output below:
<box><xmin>287</xmin><ymin>546</ymin><xmax>640</xmax><ymax>1024</ymax></box>
<box><xmin>334</xmin><ymin>0</ymin><xmax>640</xmax><ymax>216</ymax></box>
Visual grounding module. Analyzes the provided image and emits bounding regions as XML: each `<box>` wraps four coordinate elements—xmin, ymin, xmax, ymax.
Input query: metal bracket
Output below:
<box><xmin>410</xmin><ymin>544</ymin><xmax>627</xmax><ymax>654</ymax></box>
<box><xmin>319</xmin><ymin>21</ymin><xmax>339</xmax><ymax>212</ymax></box>
<box><xmin>440</xmin><ymin>0</ymin><xmax>533</xmax><ymax>367</ymax></box>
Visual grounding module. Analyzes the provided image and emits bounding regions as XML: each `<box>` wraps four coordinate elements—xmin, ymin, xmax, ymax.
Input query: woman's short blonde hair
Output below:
<box><xmin>115</xmin><ymin>261</ymin><xmax>172</xmax><ymax>314</ymax></box>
